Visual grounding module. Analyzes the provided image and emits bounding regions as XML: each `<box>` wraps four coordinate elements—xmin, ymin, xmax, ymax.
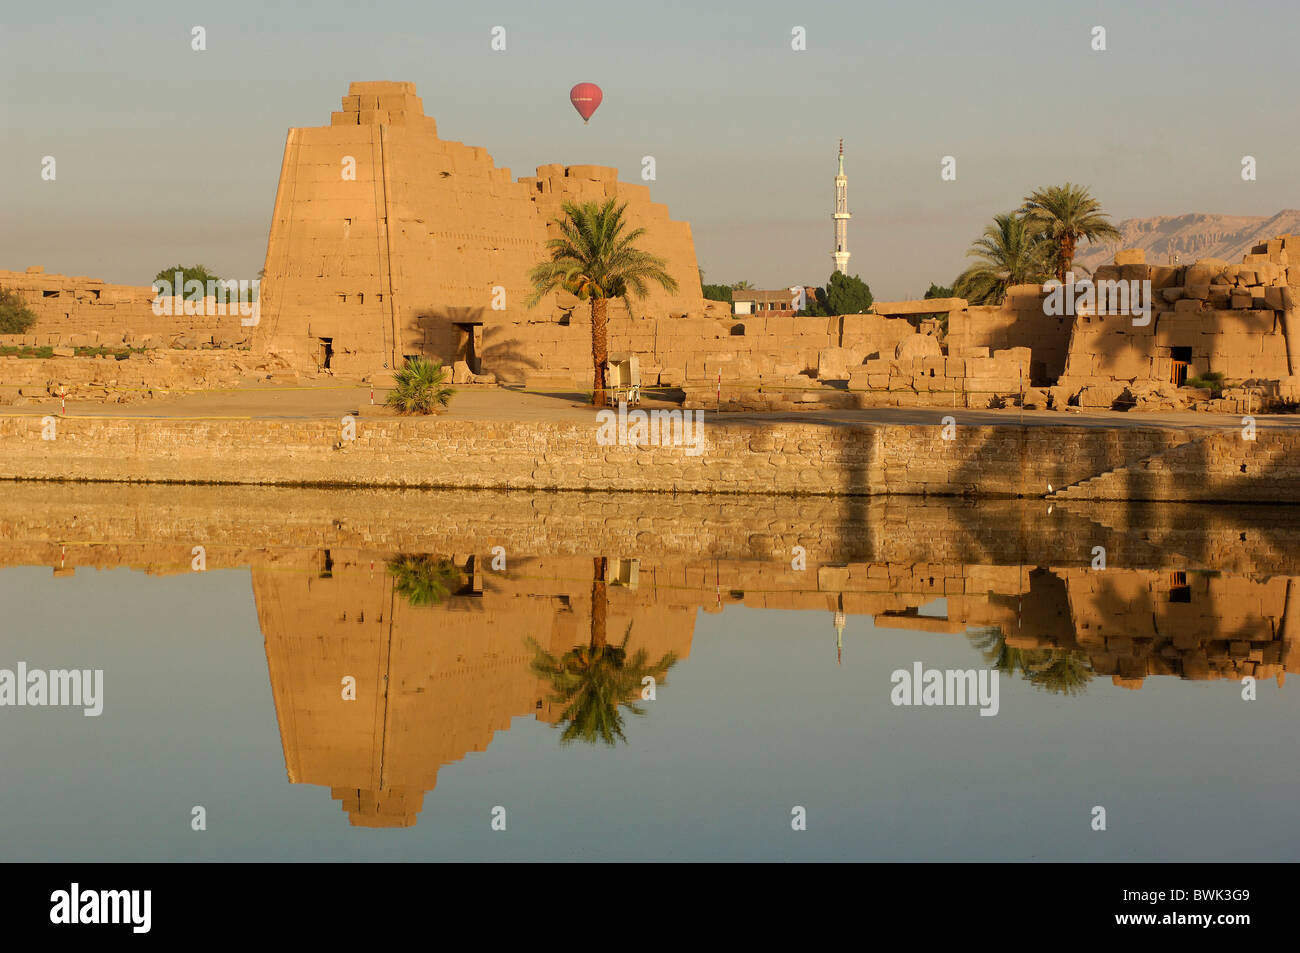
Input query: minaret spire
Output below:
<box><xmin>832</xmin><ymin>140</ymin><xmax>851</xmax><ymax>275</ymax></box>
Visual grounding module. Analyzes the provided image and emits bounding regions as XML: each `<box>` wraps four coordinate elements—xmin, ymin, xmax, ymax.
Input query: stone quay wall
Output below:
<box><xmin>3</xmin><ymin>413</ymin><xmax>1298</xmax><ymax>500</ymax></box>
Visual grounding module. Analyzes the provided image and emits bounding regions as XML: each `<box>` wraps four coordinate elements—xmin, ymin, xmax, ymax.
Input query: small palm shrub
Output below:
<box><xmin>387</xmin><ymin>554</ymin><xmax>463</xmax><ymax>607</ymax></box>
<box><xmin>386</xmin><ymin>357</ymin><xmax>455</xmax><ymax>414</ymax></box>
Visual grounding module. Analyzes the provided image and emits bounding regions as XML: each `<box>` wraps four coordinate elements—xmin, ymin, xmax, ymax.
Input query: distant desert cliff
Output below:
<box><xmin>1075</xmin><ymin>210</ymin><xmax>1300</xmax><ymax>271</ymax></box>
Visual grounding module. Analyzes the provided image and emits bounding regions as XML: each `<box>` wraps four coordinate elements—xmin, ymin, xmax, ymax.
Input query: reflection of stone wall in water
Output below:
<box><xmin>3</xmin><ymin>484</ymin><xmax>1298</xmax><ymax>825</ymax></box>
<box><xmin>252</xmin><ymin>550</ymin><xmax>1300</xmax><ymax>827</ymax></box>
<box><xmin>946</xmin><ymin>566</ymin><xmax>1300</xmax><ymax>689</ymax></box>
<box><xmin>253</xmin><ymin>553</ymin><xmax>696</xmax><ymax>827</ymax></box>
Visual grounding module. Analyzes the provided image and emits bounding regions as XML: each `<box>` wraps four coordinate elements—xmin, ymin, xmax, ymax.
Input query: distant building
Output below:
<box><xmin>731</xmin><ymin>287</ymin><xmax>818</xmax><ymax>316</ymax></box>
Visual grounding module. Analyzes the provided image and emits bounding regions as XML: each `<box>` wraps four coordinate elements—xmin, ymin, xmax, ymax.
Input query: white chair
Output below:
<box><xmin>605</xmin><ymin>353</ymin><xmax>641</xmax><ymax>404</ymax></box>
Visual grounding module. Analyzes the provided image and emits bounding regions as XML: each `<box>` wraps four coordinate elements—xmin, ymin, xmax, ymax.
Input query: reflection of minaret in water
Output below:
<box><xmin>832</xmin><ymin>139</ymin><xmax>851</xmax><ymax>275</ymax></box>
<box><xmin>833</xmin><ymin>593</ymin><xmax>846</xmax><ymax>665</ymax></box>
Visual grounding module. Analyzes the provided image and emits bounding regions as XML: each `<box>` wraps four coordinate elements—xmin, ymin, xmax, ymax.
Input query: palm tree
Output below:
<box><xmin>386</xmin><ymin>357</ymin><xmax>455</xmax><ymax>414</ymax></box>
<box><xmin>387</xmin><ymin>554</ymin><xmax>462</xmax><ymax>607</ymax></box>
<box><xmin>953</xmin><ymin>213</ymin><xmax>1051</xmax><ymax>305</ymax></box>
<box><xmin>1020</xmin><ymin>183</ymin><xmax>1121</xmax><ymax>283</ymax></box>
<box><xmin>527</xmin><ymin>198</ymin><xmax>679</xmax><ymax>408</ymax></box>
<box><xmin>730</xmin><ymin>279</ymin><xmax>754</xmax><ymax>292</ymax></box>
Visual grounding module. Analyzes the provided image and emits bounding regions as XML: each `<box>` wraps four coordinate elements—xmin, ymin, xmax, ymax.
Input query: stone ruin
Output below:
<box><xmin>1054</xmin><ymin>240</ymin><xmax>1300</xmax><ymax>413</ymax></box>
<box><xmin>255</xmin><ymin>81</ymin><xmax>719</xmax><ymax>383</ymax></box>
<box><xmin>4</xmin><ymin>79</ymin><xmax>1300</xmax><ymax>415</ymax></box>
<box><xmin>683</xmin><ymin>237</ymin><xmax>1300</xmax><ymax>414</ymax></box>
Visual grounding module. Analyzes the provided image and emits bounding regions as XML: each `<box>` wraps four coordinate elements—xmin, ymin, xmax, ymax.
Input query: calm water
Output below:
<box><xmin>2</xmin><ymin>486</ymin><xmax>1298</xmax><ymax>861</ymax></box>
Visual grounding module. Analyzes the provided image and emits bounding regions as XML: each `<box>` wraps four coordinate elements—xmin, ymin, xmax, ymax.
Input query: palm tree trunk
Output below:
<box><xmin>1281</xmin><ymin>296</ymin><xmax>1300</xmax><ymax>376</ymax></box>
<box><xmin>591</xmin><ymin>297</ymin><xmax>609</xmax><ymax>407</ymax></box>
<box><xmin>1058</xmin><ymin>234</ymin><xmax>1076</xmax><ymax>283</ymax></box>
<box><xmin>590</xmin><ymin>556</ymin><xmax>608</xmax><ymax>649</ymax></box>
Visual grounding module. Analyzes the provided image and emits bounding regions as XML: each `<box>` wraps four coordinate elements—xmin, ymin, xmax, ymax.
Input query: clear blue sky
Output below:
<box><xmin>3</xmin><ymin>0</ymin><xmax>1298</xmax><ymax>298</ymax></box>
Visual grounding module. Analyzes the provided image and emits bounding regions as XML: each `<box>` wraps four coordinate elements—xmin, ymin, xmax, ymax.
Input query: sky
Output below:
<box><xmin>3</xmin><ymin>0</ymin><xmax>1299</xmax><ymax>299</ymax></box>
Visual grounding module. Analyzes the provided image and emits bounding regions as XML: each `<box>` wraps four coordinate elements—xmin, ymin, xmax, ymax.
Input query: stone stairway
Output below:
<box><xmin>1050</xmin><ymin>435</ymin><xmax>1211</xmax><ymax>501</ymax></box>
<box><xmin>1050</xmin><ymin>430</ymin><xmax>1300</xmax><ymax>502</ymax></box>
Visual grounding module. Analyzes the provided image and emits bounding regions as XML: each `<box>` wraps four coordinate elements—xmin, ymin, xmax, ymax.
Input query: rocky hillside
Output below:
<box><xmin>1074</xmin><ymin>210</ymin><xmax>1300</xmax><ymax>272</ymax></box>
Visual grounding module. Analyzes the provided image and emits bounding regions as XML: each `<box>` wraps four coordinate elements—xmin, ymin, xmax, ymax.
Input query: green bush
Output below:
<box><xmin>1185</xmin><ymin>372</ymin><xmax>1225</xmax><ymax>397</ymax></box>
<box><xmin>0</xmin><ymin>288</ymin><xmax>37</xmax><ymax>334</ymax></box>
<box><xmin>385</xmin><ymin>357</ymin><xmax>455</xmax><ymax>414</ymax></box>
<box><xmin>825</xmin><ymin>271</ymin><xmax>873</xmax><ymax>314</ymax></box>
<box><xmin>154</xmin><ymin>264</ymin><xmax>222</xmax><ymax>287</ymax></box>
<box><xmin>797</xmin><ymin>272</ymin><xmax>874</xmax><ymax>316</ymax></box>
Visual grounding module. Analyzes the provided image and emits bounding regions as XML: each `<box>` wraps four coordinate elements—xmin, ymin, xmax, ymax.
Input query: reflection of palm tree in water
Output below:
<box><xmin>527</xmin><ymin>557</ymin><xmax>678</xmax><ymax>745</ymax></box>
<box><xmin>967</xmin><ymin>625</ymin><xmax>1094</xmax><ymax>696</ymax></box>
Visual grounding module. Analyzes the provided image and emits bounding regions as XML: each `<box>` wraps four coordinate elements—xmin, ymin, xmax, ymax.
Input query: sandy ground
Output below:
<box><xmin>2</xmin><ymin>381</ymin><xmax>1297</xmax><ymax>430</ymax></box>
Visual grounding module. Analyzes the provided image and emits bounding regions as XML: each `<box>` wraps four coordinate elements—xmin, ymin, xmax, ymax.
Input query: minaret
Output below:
<box><xmin>832</xmin><ymin>139</ymin><xmax>851</xmax><ymax>275</ymax></box>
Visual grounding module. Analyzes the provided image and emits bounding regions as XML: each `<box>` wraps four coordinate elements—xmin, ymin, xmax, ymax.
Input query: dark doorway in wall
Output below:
<box><xmin>454</xmin><ymin>322</ymin><xmax>484</xmax><ymax>374</ymax></box>
<box><xmin>1031</xmin><ymin>359</ymin><xmax>1047</xmax><ymax>387</ymax></box>
<box><xmin>318</xmin><ymin>337</ymin><xmax>334</xmax><ymax>370</ymax></box>
<box><xmin>1170</xmin><ymin>346</ymin><xmax>1192</xmax><ymax>386</ymax></box>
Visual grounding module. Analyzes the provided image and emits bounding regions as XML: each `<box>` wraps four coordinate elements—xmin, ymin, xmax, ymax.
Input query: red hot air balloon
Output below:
<box><xmin>569</xmin><ymin>83</ymin><xmax>602</xmax><ymax>123</ymax></box>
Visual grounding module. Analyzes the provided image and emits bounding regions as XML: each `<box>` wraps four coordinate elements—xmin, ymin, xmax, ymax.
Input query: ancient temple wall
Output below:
<box><xmin>258</xmin><ymin>81</ymin><xmax>711</xmax><ymax>380</ymax></box>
